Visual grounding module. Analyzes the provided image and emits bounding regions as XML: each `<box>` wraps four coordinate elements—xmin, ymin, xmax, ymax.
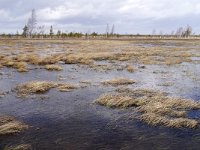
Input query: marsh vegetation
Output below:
<box><xmin>0</xmin><ymin>39</ymin><xmax>199</xmax><ymax>149</ymax></box>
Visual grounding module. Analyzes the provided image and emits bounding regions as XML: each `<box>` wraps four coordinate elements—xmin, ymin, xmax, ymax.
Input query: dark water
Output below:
<box><xmin>0</xmin><ymin>61</ymin><xmax>200</xmax><ymax>150</ymax></box>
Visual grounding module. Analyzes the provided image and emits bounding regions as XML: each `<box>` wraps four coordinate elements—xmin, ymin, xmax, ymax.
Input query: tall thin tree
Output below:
<box><xmin>27</xmin><ymin>9</ymin><xmax>37</xmax><ymax>37</ymax></box>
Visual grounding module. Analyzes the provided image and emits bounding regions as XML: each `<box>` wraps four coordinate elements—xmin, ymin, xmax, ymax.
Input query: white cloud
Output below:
<box><xmin>1</xmin><ymin>0</ymin><xmax>200</xmax><ymax>34</ymax></box>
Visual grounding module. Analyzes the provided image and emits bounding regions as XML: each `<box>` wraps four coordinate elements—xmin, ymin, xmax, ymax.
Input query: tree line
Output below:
<box><xmin>0</xmin><ymin>9</ymin><xmax>197</xmax><ymax>39</ymax></box>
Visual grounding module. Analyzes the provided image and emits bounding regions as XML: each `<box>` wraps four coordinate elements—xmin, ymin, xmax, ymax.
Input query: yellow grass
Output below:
<box><xmin>0</xmin><ymin>39</ymin><xmax>197</xmax><ymax>73</ymax></box>
<box><xmin>16</xmin><ymin>81</ymin><xmax>80</xmax><ymax>97</ymax></box>
<box><xmin>57</xmin><ymin>83</ymin><xmax>79</xmax><ymax>92</ymax></box>
<box><xmin>127</xmin><ymin>65</ymin><xmax>135</xmax><ymax>73</ymax></box>
<box><xmin>45</xmin><ymin>64</ymin><xmax>63</xmax><ymax>71</ymax></box>
<box><xmin>16</xmin><ymin>81</ymin><xmax>57</xmax><ymax>96</ymax></box>
<box><xmin>140</xmin><ymin>113</ymin><xmax>198</xmax><ymax>129</ymax></box>
<box><xmin>95</xmin><ymin>88</ymin><xmax>200</xmax><ymax>129</ymax></box>
<box><xmin>102</xmin><ymin>78</ymin><xmax>136</xmax><ymax>86</ymax></box>
<box><xmin>0</xmin><ymin>115</ymin><xmax>28</xmax><ymax>135</ymax></box>
<box><xmin>96</xmin><ymin>94</ymin><xmax>137</xmax><ymax>108</ymax></box>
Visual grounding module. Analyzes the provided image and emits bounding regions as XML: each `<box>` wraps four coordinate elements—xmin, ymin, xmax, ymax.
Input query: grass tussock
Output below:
<box><xmin>96</xmin><ymin>94</ymin><xmax>135</xmax><ymax>108</ymax></box>
<box><xmin>102</xmin><ymin>78</ymin><xmax>136</xmax><ymax>86</ymax></box>
<box><xmin>0</xmin><ymin>39</ymin><xmax>198</xmax><ymax>73</ymax></box>
<box><xmin>95</xmin><ymin>88</ymin><xmax>200</xmax><ymax>129</ymax></box>
<box><xmin>16</xmin><ymin>81</ymin><xmax>57</xmax><ymax>96</ymax></box>
<box><xmin>45</xmin><ymin>64</ymin><xmax>63</xmax><ymax>71</ymax></box>
<box><xmin>4</xmin><ymin>144</ymin><xmax>31</xmax><ymax>150</ymax></box>
<box><xmin>15</xmin><ymin>81</ymin><xmax>80</xmax><ymax>97</ymax></box>
<box><xmin>1</xmin><ymin>56</ymin><xmax>28</xmax><ymax>72</ymax></box>
<box><xmin>57</xmin><ymin>83</ymin><xmax>79</xmax><ymax>92</ymax></box>
<box><xmin>127</xmin><ymin>65</ymin><xmax>135</xmax><ymax>73</ymax></box>
<box><xmin>140</xmin><ymin>113</ymin><xmax>198</xmax><ymax>129</ymax></box>
<box><xmin>0</xmin><ymin>115</ymin><xmax>28</xmax><ymax>136</ymax></box>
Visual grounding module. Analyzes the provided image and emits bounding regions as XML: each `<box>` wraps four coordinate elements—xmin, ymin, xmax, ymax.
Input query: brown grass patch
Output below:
<box><xmin>95</xmin><ymin>88</ymin><xmax>200</xmax><ymax>129</ymax></box>
<box><xmin>96</xmin><ymin>94</ymin><xmax>136</xmax><ymax>108</ymax></box>
<box><xmin>102</xmin><ymin>78</ymin><xmax>136</xmax><ymax>86</ymax></box>
<box><xmin>16</xmin><ymin>81</ymin><xmax>57</xmax><ymax>96</ymax></box>
<box><xmin>45</xmin><ymin>64</ymin><xmax>63</xmax><ymax>71</ymax></box>
<box><xmin>0</xmin><ymin>115</ymin><xmax>28</xmax><ymax>136</ymax></box>
<box><xmin>127</xmin><ymin>65</ymin><xmax>134</xmax><ymax>73</ymax></box>
<box><xmin>0</xmin><ymin>39</ymin><xmax>198</xmax><ymax>74</ymax></box>
<box><xmin>15</xmin><ymin>81</ymin><xmax>80</xmax><ymax>97</ymax></box>
<box><xmin>79</xmin><ymin>80</ymin><xmax>91</xmax><ymax>84</ymax></box>
<box><xmin>140</xmin><ymin>113</ymin><xmax>198</xmax><ymax>129</ymax></box>
<box><xmin>57</xmin><ymin>83</ymin><xmax>79</xmax><ymax>92</ymax></box>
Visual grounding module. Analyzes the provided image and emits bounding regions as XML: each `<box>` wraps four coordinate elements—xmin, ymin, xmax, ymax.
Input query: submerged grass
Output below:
<box><xmin>95</xmin><ymin>88</ymin><xmax>200</xmax><ymax>129</ymax></box>
<box><xmin>0</xmin><ymin>115</ymin><xmax>28</xmax><ymax>136</ymax></box>
<box><xmin>4</xmin><ymin>144</ymin><xmax>31</xmax><ymax>150</ymax></box>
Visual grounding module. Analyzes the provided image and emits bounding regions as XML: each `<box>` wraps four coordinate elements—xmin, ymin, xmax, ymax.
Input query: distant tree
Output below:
<box><xmin>22</xmin><ymin>25</ymin><xmax>29</xmax><ymax>37</ymax></box>
<box><xmin>175</xmin><ymin>27</ymin><xmax>184</xmax><ymax>37</ymax></box>
<box><xmin>16</xmin><ymin>30</ymin><xmax>19</xmax><ymax>37</ymax></box>
<box><xmin>152</xmin><ymin>29</ymin><xmax>156</xmax><ymax>35</ymax></box>
<box><xmin>91</xmin><ymin>32</ymin><xmax>98</xmax><ymax>37</ymax></box>
<box><xmin>27</xmin><ymin>9</ymin><xmax>37</xmax><ymax>37</ymax></box>
<box><xmin>184</xmin><ymin>25</ymin><xmax>192</xmax><ymax>37</ymax></box>
<box><xmin>159</xmin><ymin>30</ymin><xmax>163</xmax><ymax>35</ymax></box>
<box><xmin>50</xmin><ymin>25</ymin><xmax>54</xmax><ymax>37</ymax></box>
<box><xmin>36</xmin><ymin>25</ymin><xmax>45</xmax><ymax>38</ymax></box>
<box><xmin>57</xmin><ymin>30</ymin><xmax>61</xmax><ymax>37</ymax></box>
<box><xmin>110</xmin><ymin>24</ymin><xmax>115</xmax><ymax>35</ymax></box>
<box><xmin>171</xmin><ymin>30</ymin><xmax>175</xmax><ymax>35</ymax></box>
<box><xmin>106</xmin><ymin>24</ymin><xmax>109</xmax><ymax>38</ymax></box>
<box><xmin>175</xmin><ymin>25</ymin><xmax>192</xmax><ymax>38</ymax></box>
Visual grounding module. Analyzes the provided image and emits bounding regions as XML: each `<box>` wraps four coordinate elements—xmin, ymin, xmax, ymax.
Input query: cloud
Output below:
<box><xmin>0</xmin><ymin>0</ymin><xmax>200</xmax><ymax>34</ymax></box>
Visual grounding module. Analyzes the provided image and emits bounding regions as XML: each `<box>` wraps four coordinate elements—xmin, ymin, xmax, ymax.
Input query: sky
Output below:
<box><xmin>0</xmin><ymin>0</ymin><xmax>200</xmax><ymax>34</ymax></box>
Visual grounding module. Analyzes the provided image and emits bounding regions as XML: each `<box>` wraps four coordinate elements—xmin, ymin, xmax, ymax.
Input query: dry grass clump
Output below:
<box><xmin>15</xmin><ymin>81</ymin><xmax>80</xmax><ymax>97</ymax></box>
<box><xmin>140</xmin><ymin>113</ymin><xmax>198</xmax><ymax>129</ymax></box>
<box><xmin>57</xmin><ymin>83</ymin><xmax>79</xmax><ymax>92</ymax></box>
<box><xmin>127</xmin><ymin>65</ymin><xmax>134</xmax><ymax>73</ymax></box>
<box><xmin>16</xmin><ymin>81</ymin><xmax>57</xmax><ymax>96</ymax></box>
<box><xmin>3</xmin><ymin>61</ymin><xmax>28</xmax><ymax>72</ymax></box>
<box><xmin>0</xmin><ymin>115</ymin><xmax>28</xmax><ymax>135</ymax></box>
<box><xmin>61</xmin><ymin>55</ymin><xmax>93</xmax><ymax>65</ymax></box>
<box><xmin>45</xmin><ymin>64</ymin><xmax>63</xmax><ymax>71</ymax></box>
<box><xmin>0</xmin><ymin>55</ymin><xmax>28</xmax><ymax>72</ymax></box>
<box><xmin>4</xmin><ymin>144</ymin><xmax>31</xmax><ymax>150</ymax></box>
<box><xmin>95</xmin><ymin>89</ymin><xmax>200</xmax><ymax>129</ymax></box>
<box><xmin>96</xmin><ymin>94</ymin><xmax>136</xmax><ymax>108</ymax></box>
<box><xmin>13</xmin><ymin>62</ymin><xmax>28</xmax><ymax>72</ymax></box>
<box><xmin>79</xmin><ymin>80</ymin><xmax>91</xmax><ymax>84</ymax></box>
<box><xmin>102</xmin><ymin>78</ymin><xmax>136</xmax><ymax>86</ymax></box>
<box><xmin>165</xmin><ymin>57</ymin><xmax>192</xmax><ymax>65</ymax></box>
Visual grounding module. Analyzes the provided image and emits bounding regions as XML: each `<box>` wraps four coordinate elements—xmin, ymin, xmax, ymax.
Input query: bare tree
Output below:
<box><xmin>152</xmin><ymin>29</ymin><xmax>156</xmax><ymax>35</ymax></box>
<box><xmin>106</xmin><ymin>24</ymin><xmax>109</xmax><ymax>38</ymax></box>
<box><xmin>36</xmin><ymin>25</ymin><xmax>45</xmax><ymax>37</ymax></box>
<box><xmin>176</xmin><ymin>25</ymin><xmax>192</xmax><ymax>38</ymax></box>
<box><xmin>27</xmin><ymin>9</ymin><xmax>37</xmax><ymax>37</ymax></box>
<box><xmin>110</xmin><ymin>24</ymin><xmax>115</xmax><ymax>35</ymax></box>
<box><xmin>50</xmin><ymin>25</ymin><xmax>54</xmax><ymax>38</ymax></box>
<box><xmin>171</xmin><ymin>30</ymin><xmax>174</xmax><ymax>35</ymax></box>
<box><xmin>175</xmin><ymin>27</ymin><xmax>184</xmax><ymax>37</ymax></box>
<box><xmin>57</xmin><ymin>30</ymin><xmax>61</xmax><ymax>38</ymax></box>
<box><xmin>184</xmin><ymin>25</ymin><xmax>192</xmax><ymax>37</ymax></box>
